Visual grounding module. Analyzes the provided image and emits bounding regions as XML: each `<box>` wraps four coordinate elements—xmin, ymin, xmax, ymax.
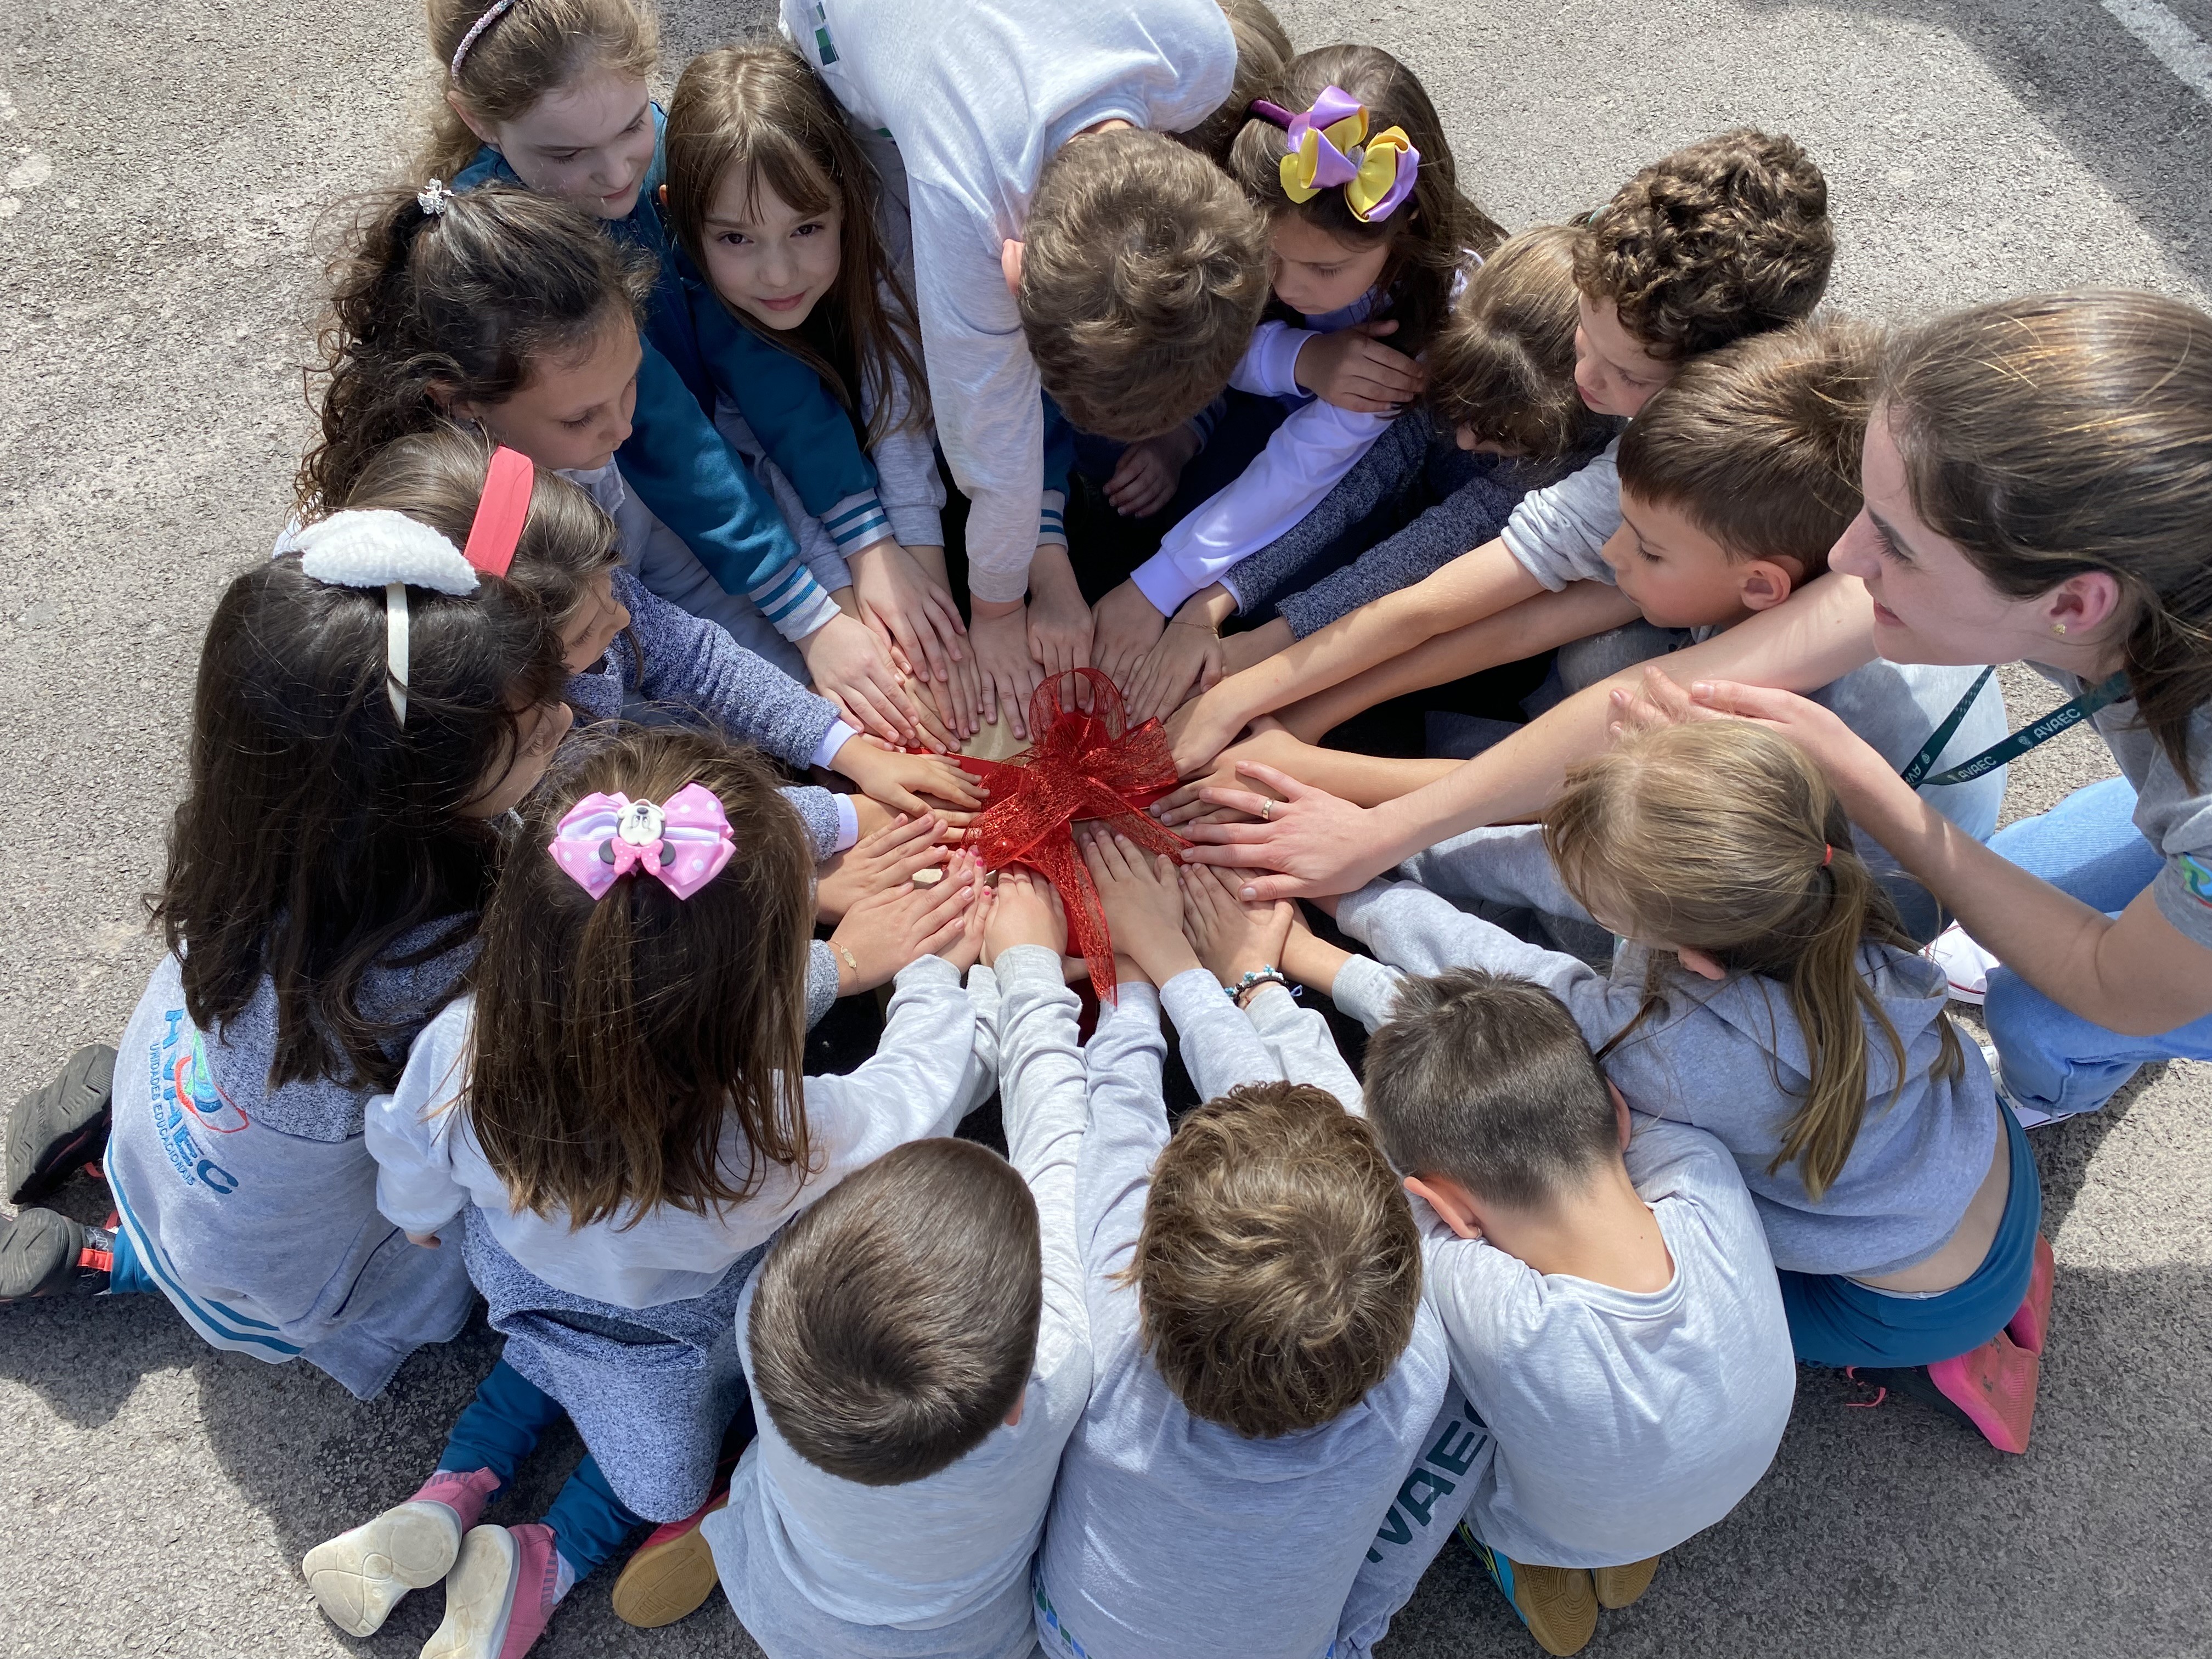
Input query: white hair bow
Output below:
<box><xmin>281</xmin><ymin>510</ymin><xmax>482</xmax><ymax>724</ymax></box>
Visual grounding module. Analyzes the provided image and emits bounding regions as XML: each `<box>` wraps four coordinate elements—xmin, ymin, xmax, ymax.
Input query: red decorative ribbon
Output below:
<box><xmin>958</xmin><ymin>669</ymin><xmax>1188</xmax><ymax>1000</ymax></box>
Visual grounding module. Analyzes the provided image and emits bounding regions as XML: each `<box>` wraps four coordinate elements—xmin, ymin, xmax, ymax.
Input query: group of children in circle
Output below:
<box><xmin>16</xmin><ymin>0</ymin><xmax>2211</xmax><ymax>1656</ymax></box>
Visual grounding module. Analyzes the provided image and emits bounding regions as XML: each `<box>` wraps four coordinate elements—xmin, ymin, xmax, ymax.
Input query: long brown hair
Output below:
<box><xmin>154</xmin><ymin>450</ymin><xmax>576</xmax><ymax>1090</ymax></box>
<box><xmin>419</xmin><ymin>0</ymin><xmax>659</xmax><ymax>183</ymax></box>
<box><xmin>1544</xmin><ymin>722</ymin><xmax>1963</xmax><ymax>1202</ymax></box>
<box><xmin>1228</xmin><ymin>43</ymin><xmax>1505</xmax><ymax>354</ymax></box>
<box><xmin>465</xmin><ymin>726</ymin><xmax>816</xmax><ymax>1229</ymax></box>
<box><xmin>663</xmin><ymin>44</ymin><xmax>928</xmax><ymax>446</ymax></box>
<box><xmin>1426</xmin><ymin>224</ymin><xmax>1612</xmax><ymax>464</ymax></box>
<box><xmin>301</xmin><ymin>182</ymin><xmax>656</xmax><ymax>512</ymax></box>
<box><xmin>1881</xmin><ymin>290</ymin><xmax>2212</xmax><ymax>788</ymax></box>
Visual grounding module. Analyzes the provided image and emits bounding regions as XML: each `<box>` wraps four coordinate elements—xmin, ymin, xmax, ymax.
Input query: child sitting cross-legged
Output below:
<box><xmin>1283</xmin><ymin>929</ymin><xmax>1796</xmax><ymax>1658</ymax></box>
<box><xmin>1032</xmin><ymin>831</ymin><xmax>1448</xmax><ymax>1659</ymax></box>
<box><xmin>684</xmin><ymin>868</ymin><xmax>1087</xmax><ymax>1658</ymax></box>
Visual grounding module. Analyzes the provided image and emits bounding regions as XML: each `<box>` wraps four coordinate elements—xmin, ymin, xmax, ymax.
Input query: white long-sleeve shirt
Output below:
<box><xmin>365</xmin><ymin>957</ymin><xmax>985</xmax><ymax>1309</ymax></box>
<box><xmin>783</xmin><ymin>0</ymin><xmax>1235</xmax><ymax>602</ymax></box>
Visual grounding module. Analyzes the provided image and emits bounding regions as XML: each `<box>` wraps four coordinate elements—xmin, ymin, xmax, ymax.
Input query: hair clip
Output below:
<box><xmin>461</xmin><ymin>446</ymin><xmax>532</xmax><ymax>577</ymax></box>
<box><xmin>1257</xmin><ymin>86</ymin><xmax>1419</xmax><ymax>223</ymax></box>
<box><xmin>448</xmin><ymin>0</ymin><xmax>518</xmax><ymax>78</ymax></box>
<box><xmin>548</xmin><ymin>785</ymin><xmax>737</xmax><ymax>901</ymax></box>
<box><xmin>287</xmin><ymin>510</ymin><xmax>482</xmax><ymax>725</ymax></box>
<box><xmin>416</xmin><ymin>179</ymin><xmax>455</xmax><ymax>218</ymax></box>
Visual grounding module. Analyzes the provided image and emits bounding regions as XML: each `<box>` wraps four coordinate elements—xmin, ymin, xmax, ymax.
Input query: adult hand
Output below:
<box><xmin>1181</xmin><ymin>861</ymin><xmax>1293</xmax><ymax>986</ymax></box>
<box><xmin>847</xmin><ymin>539</ymin><xmax>968</xmax><ymax>719</ymax></box>
<box><xmin>969</xmin><ymin>602</ymin><xmax>1042</xmax><ymax>739</ymax></box>
<box><xmin>1079</xmin><ymin>826</ymin><xmax>1200</xmax><ymax>985</ymax></box>
<box><xmin>985</xmin><ymin>865</ymin><xmax>1070</xmax><ymax>962</ymax></box>
<box><xmin>1619</xmin><ymin>669</ymin><xmax>1904</xmax><ymax>822</ymax></box>
<box><xmin>814</xmin><ymin>811</ymin><xmax>950</xmax><ymax>922</ymax></box>
<box><xmin>1152</xmin><ymin>726</ymin><xmax>1299</xmax><ymax>825</ymax></box>
<box><xmin>1177</xmin><ymin>761</ymin><xmax>1394</xmax><ymax>901</ymax></box>
<box><xmin>800</xmin><ymin>610</ymin><xmax>926</xmax><ymax>749</ymax></box>
<box><xmin>1294</xmin><ymin>320</ymin><xmax>1426</xmax><ymax>413</ymax></box>
<box><xmin>1090</xmin><ymin>578</ymin><xmax>1167</xmax><ymax>695</ymax></box>
<box><xmin>827</xmin><ymin>854</ymin><xmax>980</xmax><ymax>993</ymax></box>
<box><xmin>1104</xmin><ymin>427</ymin><xmax>1201</xmax><ymax>518</ymax></box>
<box><xmin>830</xmin><ymin>735</ymin><xmax>988</xmax><ymax>819</ymax></box>
<box><xmin>1027</xmin><ymin>545</ymin><xmax>1096</xmax><ymax>685</ymax></box>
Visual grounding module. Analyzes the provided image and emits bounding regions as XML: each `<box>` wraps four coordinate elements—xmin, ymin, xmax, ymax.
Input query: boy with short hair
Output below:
<box><xmin>1167</xmin><ymin>126</ymin><xmax>1836</xmax><ymax>769</ymax></box>
<box><xmin>698</xmin><ymin>870</ymin><xmax>1090</xmax><ymax>1659</ymax></box>
<box><xmin>1034</xmin><ymin>832</ymin><xmax>1449</xmax><ymax>1659</ymax></box>
<box><xmin>1283</xmin><ymin>947</ymin><xmax>1795</xmax><ymax>1658</ymax></box>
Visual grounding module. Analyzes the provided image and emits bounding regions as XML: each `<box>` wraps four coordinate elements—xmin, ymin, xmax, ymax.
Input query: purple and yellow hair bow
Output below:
<box><xmin>1251</xmin><ymin>86</ymin><xmax>1420</xmax><ymax>223</ymax></box>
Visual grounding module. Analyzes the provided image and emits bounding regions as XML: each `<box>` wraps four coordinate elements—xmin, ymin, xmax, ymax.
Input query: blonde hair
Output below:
<box><xmin>664</xmin><ymin>44</ymin><xmax>929</xmax><ymax>446</ymax></box>
<box><xmin>1544</xmin><ymin>722</ymin><xmax>1963</xmax><ymax>1202</ymax></box>
<box><xmin>1020</xmin><ymin>129</ymin><xmax>1270</xmax><ymax>441</ymax></box>
<box><xmin>1426</xmin><ymin>224</ymin><xmax>1611</xmax><ymax>462</ymax></box>
<box><xmin>1616</xmin><ymin>314</ymin><xmax>1883</xmax><ymax>574</ymax></box>
<box><xmin>421</xmin><ymin>0</ymin><xmax>659</xmax><ymax>181</ymax></box>
<box><xmin>1882</xmin><ymin>290</ymin><xmax>2212</xmax><ymax>789</ymax></box>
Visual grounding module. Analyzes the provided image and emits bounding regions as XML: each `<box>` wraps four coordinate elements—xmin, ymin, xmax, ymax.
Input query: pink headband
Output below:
<box><xmin>449</xmin><ymin>0</ymin><xmax>519</xmax><ymax>78</ymax></box>
<box><xmin>549</xmin><ymin>786</ymin><xmax>736</xmax><ymax>901</ymax></box>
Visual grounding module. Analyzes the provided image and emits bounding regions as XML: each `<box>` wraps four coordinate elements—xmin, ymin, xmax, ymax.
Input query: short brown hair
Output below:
<box><xmin>1427</xmin><ymin>224</ymin><xmax>1612</xmax><ymax>462</ymax></box>
<box><xmin>1129</xmin><ymin>1080</ymin><xmax>1420</xmax><ymax>1438</ymax></box>
<box><xmin>1363</xmin><ymin>969</ymin><xmax>1618</xmax><ymax>1208</ymax></box>
<box><xmin>1175</xmin><ymin>0</ymin><xmax>1295</xmax><ymax>166</ymax></box>
<box><xmin>1616</xmin><ymin>315</ymin><xmax>1880</xmax><ymax>575</ymax></box>
<box><xmin>1020</xmin><ymin>128</ymin><xmax>1269</xmax><ymax>440</ymax></box>
<box><xmin>748</xmin><ymin>1139</ymin><xmax>1042</xmax><ymax>1486</ymax></box>
<box><xmin>1573</xmin><ymin>128</ymin><xmax>1833</xmax><ymax>362</ymax></box>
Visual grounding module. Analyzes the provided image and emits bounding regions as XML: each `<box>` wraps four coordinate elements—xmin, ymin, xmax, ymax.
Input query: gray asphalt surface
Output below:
<box><xmin>3</xmin><ymin>2</ymin><xmax>2209</xmax><ymax>1656</ymax></box>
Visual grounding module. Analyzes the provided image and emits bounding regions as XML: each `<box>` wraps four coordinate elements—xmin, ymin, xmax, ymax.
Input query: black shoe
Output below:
<box><xmin>6</xmin><ymin>1044</ymin><xmax>116</xmax><ymax>1205</ymax></box>
<box><xmin>1846</xmin><ymin>1363</ymin><xmax>1975</xmax><ymax>1431</ymax></box>
<box><xmin>0</xmin><ymin>1207</ymin><xmax>113</xmax><ymax>1302</ymax></box>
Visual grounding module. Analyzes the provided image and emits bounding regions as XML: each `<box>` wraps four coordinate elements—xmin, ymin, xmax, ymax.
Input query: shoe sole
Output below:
<box><xmin>424</xmin><ymin>1526</ymin><xmax>520</xmax><ymax>1659</ymax></box>
<box><xmin>1928</xmin><ymin>1334</ymin><xmax>2040</xmax><ymax>1454</ymax></box>
<box><xmin>611</xmin><ymin>1501</ymin><xmax>725</xmax><ymax>1628</ymax></box>
<box><xmin>7</xmin><ymin>1045</ymin><xmax>117</xmax><ymax>1205</ymax></box>
<box><xmin>0</xmin><ymin>1208</ymin><xmax>83</xmax><ymax>1301</ymax></box>
<box><xmin>1592</xmin><ymin>1554</ymin><xmax>1661</xmax><ymax>1609</ymax></box>
<box><xmin>1465</xmin><ymin>1530</ymin><xmax>1597</xmax><ymax>1657</ymax></box>
<box><xmin>302</xmin><ymin>1503</ymin><xmax>462</xmax><ymax>1637</ymax></box>
<box><xmin>2006</xmin><ymin>1234</ymin><xmax>2055</xmax><ymax>1355</ymax></box>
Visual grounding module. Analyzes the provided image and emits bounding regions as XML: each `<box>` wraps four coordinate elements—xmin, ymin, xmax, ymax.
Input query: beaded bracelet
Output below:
<box><xmin>1228</xmin><ymin>967</ymin><xmax>1293</xmax><ymax>1007</ymax></box>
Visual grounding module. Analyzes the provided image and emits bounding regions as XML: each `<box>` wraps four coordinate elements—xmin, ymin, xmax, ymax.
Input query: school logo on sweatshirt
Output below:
<box><xmin>146</xmin><ymin>1008</ymin><xmax>242</xmax><ymax>1197</ymax></box>
<box><xmin>2181</xmin><ymin>853</ymin><xmax>2212</xmax><ymax>909</ymax></box>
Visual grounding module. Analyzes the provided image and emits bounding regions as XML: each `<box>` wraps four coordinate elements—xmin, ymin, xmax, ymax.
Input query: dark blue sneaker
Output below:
<box><xmin>7</xmin><ymin>1044</ymin><xmax>116</xmax><ymax>1205</ymax></box>
<box><xmin>0</xmin><ymin>1207</ymin><xmax>113</xmax><ymax>1302</ymax></box>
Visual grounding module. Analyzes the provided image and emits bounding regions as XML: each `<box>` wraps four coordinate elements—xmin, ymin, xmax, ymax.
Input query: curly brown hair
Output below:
<box><xmin>1573</xmin><ymin>128</ymin><xmax>1833</xmax><ymax>362</ymax></box>
<box><xmin>1019</xmin><ymin>128</ymin><xmax>1271</xmax><ymax>441</ymax></box>
<box><xmin>1127</xmin><ymin>1080</ymin><xmax>1421</xmax><ymax>1438</ymax></box>
<box><xmin>1426</xmin><ymin>224</ymin><xmax>1612</xmax><ymax>463</ymax></box>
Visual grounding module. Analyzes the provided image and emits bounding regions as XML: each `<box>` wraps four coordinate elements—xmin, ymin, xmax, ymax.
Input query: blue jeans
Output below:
<box><xmin>1984</xmin><ymin>777</ymin><xmax>2212</xmax><ymax>1120</ymax></box>
<box><xmin>438</xmin><ymin>1358</ymin><xmax>643</xmax><ymax>1579</ymax></box>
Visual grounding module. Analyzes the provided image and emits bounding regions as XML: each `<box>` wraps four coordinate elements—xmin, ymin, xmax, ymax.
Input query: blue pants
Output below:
<box><xmin>437</xmin><ymin>1358</ymin><xmax>643</xmax><ymax>1579</ymax></box>
<box><xmin>1984</xmin><ymin>777</ymin><xmax>2212</xmax><ymax>1120</ymax></box>
<box><xmin>105</xmin><ymin>1223</ymin><xmax>156</xmax><ymax>1296</ymax></box>
<box><xmin>1779</xmin><ymin>1103</ymin><xmax>2041</xmax><ymax>1368</ymax></box>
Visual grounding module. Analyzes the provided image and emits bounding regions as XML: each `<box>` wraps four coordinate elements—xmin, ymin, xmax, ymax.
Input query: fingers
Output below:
<box><xmin>845</xmin><ymin>674</ymin><xmax>919</xmax><ymax>748</ymax></box>
<box><xmin>1231</xmin><ymin>873</ymin><xmax>1308</xmax><ymax>904</ymax></box>
<box><xmin>1231</xmin><ymin>760</ymin><xmax>1312</xmax><ymax>802</ymax></box>
<box><xmin>948</xmin><ymin>651</ymin><xmax>985</xmax><ymax>737</ymax></box>
<box><xmin>1197</xmin><ymin>785</ymin><xmax>1280</xmax><ymax>820</ymax></box>
<box><xmin>1177</xmin><ymin>824</ymin><xmax>1279</xmax><ymax>851</ymax></box>
<box><xmin>917</xmin><ymin>758</ymin><xmax>988</xmax><ymax>809</ymax></box>
<box><xmin>1080</xmin><ymin>823</ymin><xmax>1135</xmax><ymax>884</ymax></box>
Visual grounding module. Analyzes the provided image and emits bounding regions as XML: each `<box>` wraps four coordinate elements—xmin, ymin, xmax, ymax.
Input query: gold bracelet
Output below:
<box><xmin>1167</xmin><ymin>618</ymin><xmax>1222</xmax><ymax>636</ymax></box>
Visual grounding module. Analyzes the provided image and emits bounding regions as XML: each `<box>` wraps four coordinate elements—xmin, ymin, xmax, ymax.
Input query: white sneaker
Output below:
<box><xmin>1925</xmin><ymin>923</ymin><xmax>2001</xmax><ymax>1005</ymax></box>
<box><xmin>303</xmin><ymin>1499</ymin><xmax>464</xmax><ymax>1637</ymax></box>
<box><xmin>1978</xmin><ymin>1041</ymin><xmax>2058</xmax><ymax>1129</ymax></box>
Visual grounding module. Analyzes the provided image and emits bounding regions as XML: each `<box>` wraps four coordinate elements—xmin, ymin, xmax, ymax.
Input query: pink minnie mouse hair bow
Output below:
<box><xmin>548</xmin><ymin>785</ymin><xmax>736</xmax><ymax>902</ymax></box>
<box><xmin>1251</xmin><ymin>87</ymin><xmax>1420</xmax><ymax>223</ymax></box>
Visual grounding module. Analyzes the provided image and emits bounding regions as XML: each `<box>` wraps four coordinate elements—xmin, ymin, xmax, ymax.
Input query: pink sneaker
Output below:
<box><xmin>423</xmin><ymin>1523</ymin><xmax>561</xmax><ymax>1659</ymax></box>
<box><xmin>302</xmin><ymin>1469</ymin><xmax>498</xmax><ymax>1637</ymax></box>
<box><xmin>2006</xmin><ymin>1234</ymin><xmax>2056</xmax><ymax>1355</ymax></box>
<box><xmin>1928</xmin><ymin>1330</ymin><xmax>2041</xmax><ymax>1454</ymax></box>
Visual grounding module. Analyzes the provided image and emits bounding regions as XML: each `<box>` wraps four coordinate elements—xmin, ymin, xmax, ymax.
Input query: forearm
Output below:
<box><xmin>1277</xmin><ymin>582</ymin><xmax>1644</xmax><ymax>743</ymax></box>
<box><xmin>1249</xmin><ymin>735</ymin><xmax>1460</xmax><ymax>807</ymax></box>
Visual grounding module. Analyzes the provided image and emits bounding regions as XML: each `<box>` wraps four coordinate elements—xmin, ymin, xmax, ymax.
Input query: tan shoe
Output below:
<box><xmin>610</xmin><ymin>1489</ymin><xmax>729</xmax><ymax>1628</ymax></box>
<box><xmin>1592</xmin><ymin>1554</ymin><xmax>1662</xmax><ymax>1609</ymax></box>
<box><xmin>1463</xmin><ymin>1525</ymin><xmax>1598</xmax><ymax>1656</ymax></box>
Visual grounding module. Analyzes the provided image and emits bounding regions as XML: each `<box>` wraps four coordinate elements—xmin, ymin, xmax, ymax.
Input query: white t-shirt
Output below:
<box><xmin>1499</xmin><ymin>438</ymin><xmax>1623</xmax><ymax>590</ymax></box>
<box><xmin>783</xmin><ymin>0</ymin><xmax>1235</xmax><ymax>601</ymax></box>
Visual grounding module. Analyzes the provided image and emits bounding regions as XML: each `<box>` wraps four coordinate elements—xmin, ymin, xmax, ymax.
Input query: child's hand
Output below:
<box><xmin>1026</xmin><ymin>545</ymin><xmax>1094</xmax><ymax>684</ymax></box>
<box><xmin>902</xmin><ymin>544</ymin><xmax>983</xmax><ymax>741</ymax></box>
<box><xmin>1079</xmin><ymin>827</ymin><xmax>1200</xmax><ymax>985</ymax></box>
<box><xmin>1104</xmin><ymin>427</ymin><xmax>1201</xmax><ymax>518</ymax></box>
<box><xmin>939</xmin><ymin>867</ymin><xmax>993</xmax><ymax>973</ymax></box>
<box><xmin>1152</xmin><ymin>728</ymin><xmax>1299</xmax><ymax>826</ymax></box>
<box><xmin>1294</xmin><ymin>320</ymin><xmax>1426</xmax><ymax>414</ymax></box>
<box><xmin>985</xmin><ymin>866</ymin><xmax>1069</xmax><ymax>962</ymax></box>
<box><xmin>406</xmin><ymin>1231</ymin><xmax>441</xmax><ymax>1249</ymax></box>
<box><xmin>847</xmin><ymin>539</ymin><xmax>969</xmax><ymax>716</ymax></box>
<box><xmin>1279</xmin><ymin>904</ymin><xmax>1354</xmax><ymax>996</ymax></box>
<box><xmin>827</xmin><ymin>853</ymin><xmax>981</xmax><ymax>992</ymax></box>
<box><xmin>802</xmin><ymin>610</ymin><xmax>932</xmax><ymax>750</ymax></box>
<box><xmin>968</xmin><ymin>603</ymin><xmax>1042</xmax><ymax>739</ymax></box>
<box><xmin>1090</xmin><ymin>578</ymin><xmax>1167</xmax><ymax>697</ymax></box>
<box><xmin>1164</xmin><ymin>686</ymin><xmax>1248</xmax><ymax>780</ymax></box>
<box><xmin>1181</xmin><ymin>861</ymin><xmax>1294</xmax><ymax>987</ymax></box>
<box><xmin>831</xmin><ymin>736</ymin><xmax>989</xmax><ymax>819</ymax></box>
<box><xmin>815</xmin><ymin>811</ymin><xmax>950</xmax><ymax>922</ymax></box>
<box><xmin>1126</xmin><ymin>588</ymin><xmax>1233</xmax><ymax>726</ymax></box>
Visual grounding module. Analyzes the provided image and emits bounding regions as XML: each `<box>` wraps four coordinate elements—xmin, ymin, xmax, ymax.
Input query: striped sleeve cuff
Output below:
<box><xmin>749</xmin><ymin>560</ymin><xmax>840</xmax><ymax>641</ymax></box>
<box><xmin>1037</xmin><ymin>489</ymin><xmax>1069</xmax><ymax>550</ymax></box>
<box><xmin>823</xmin><ymin>489</ymin><xmax>894</xmax><ymax>554</ymax></box>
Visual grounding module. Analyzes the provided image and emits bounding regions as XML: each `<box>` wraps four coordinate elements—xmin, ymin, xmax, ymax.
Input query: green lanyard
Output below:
<box><xmin>1900</xmin><ymin>667</ymin><xmax>2132</xmax><ymax>788</ymax></box>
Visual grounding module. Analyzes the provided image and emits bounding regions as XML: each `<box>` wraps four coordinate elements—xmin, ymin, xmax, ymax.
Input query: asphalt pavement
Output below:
<box><xmin>2</xmin><ymin>2</ymin><xmax>2208</xmax><ymax>1656</ymax></box>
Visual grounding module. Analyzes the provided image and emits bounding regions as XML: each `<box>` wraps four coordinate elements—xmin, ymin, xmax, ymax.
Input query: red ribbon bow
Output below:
<box><xmin>958</xmin><ymin>669</ymin><xmax>1188</xmax><ymax>1000</ymax></box>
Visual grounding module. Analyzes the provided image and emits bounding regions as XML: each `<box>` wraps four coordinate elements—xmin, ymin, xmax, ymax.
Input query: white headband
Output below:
<box><xmin>279</xmin><ymin>510</ymin><xmax>481</xmax><ymax>724</ymax></box>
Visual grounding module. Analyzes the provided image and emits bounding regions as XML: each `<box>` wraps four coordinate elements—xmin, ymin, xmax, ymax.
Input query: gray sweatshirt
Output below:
<box><xmin>1333</xmin><ymin>875</ymin><xmax>2000</xmax><ymax>1279</ymax></box>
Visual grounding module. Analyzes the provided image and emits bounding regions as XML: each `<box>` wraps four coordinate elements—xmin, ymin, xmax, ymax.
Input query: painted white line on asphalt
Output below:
<box><xmin>2101</xmin><ymin>0</ymin><xmax>2212</xmax><ymax>104</ymax></box>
